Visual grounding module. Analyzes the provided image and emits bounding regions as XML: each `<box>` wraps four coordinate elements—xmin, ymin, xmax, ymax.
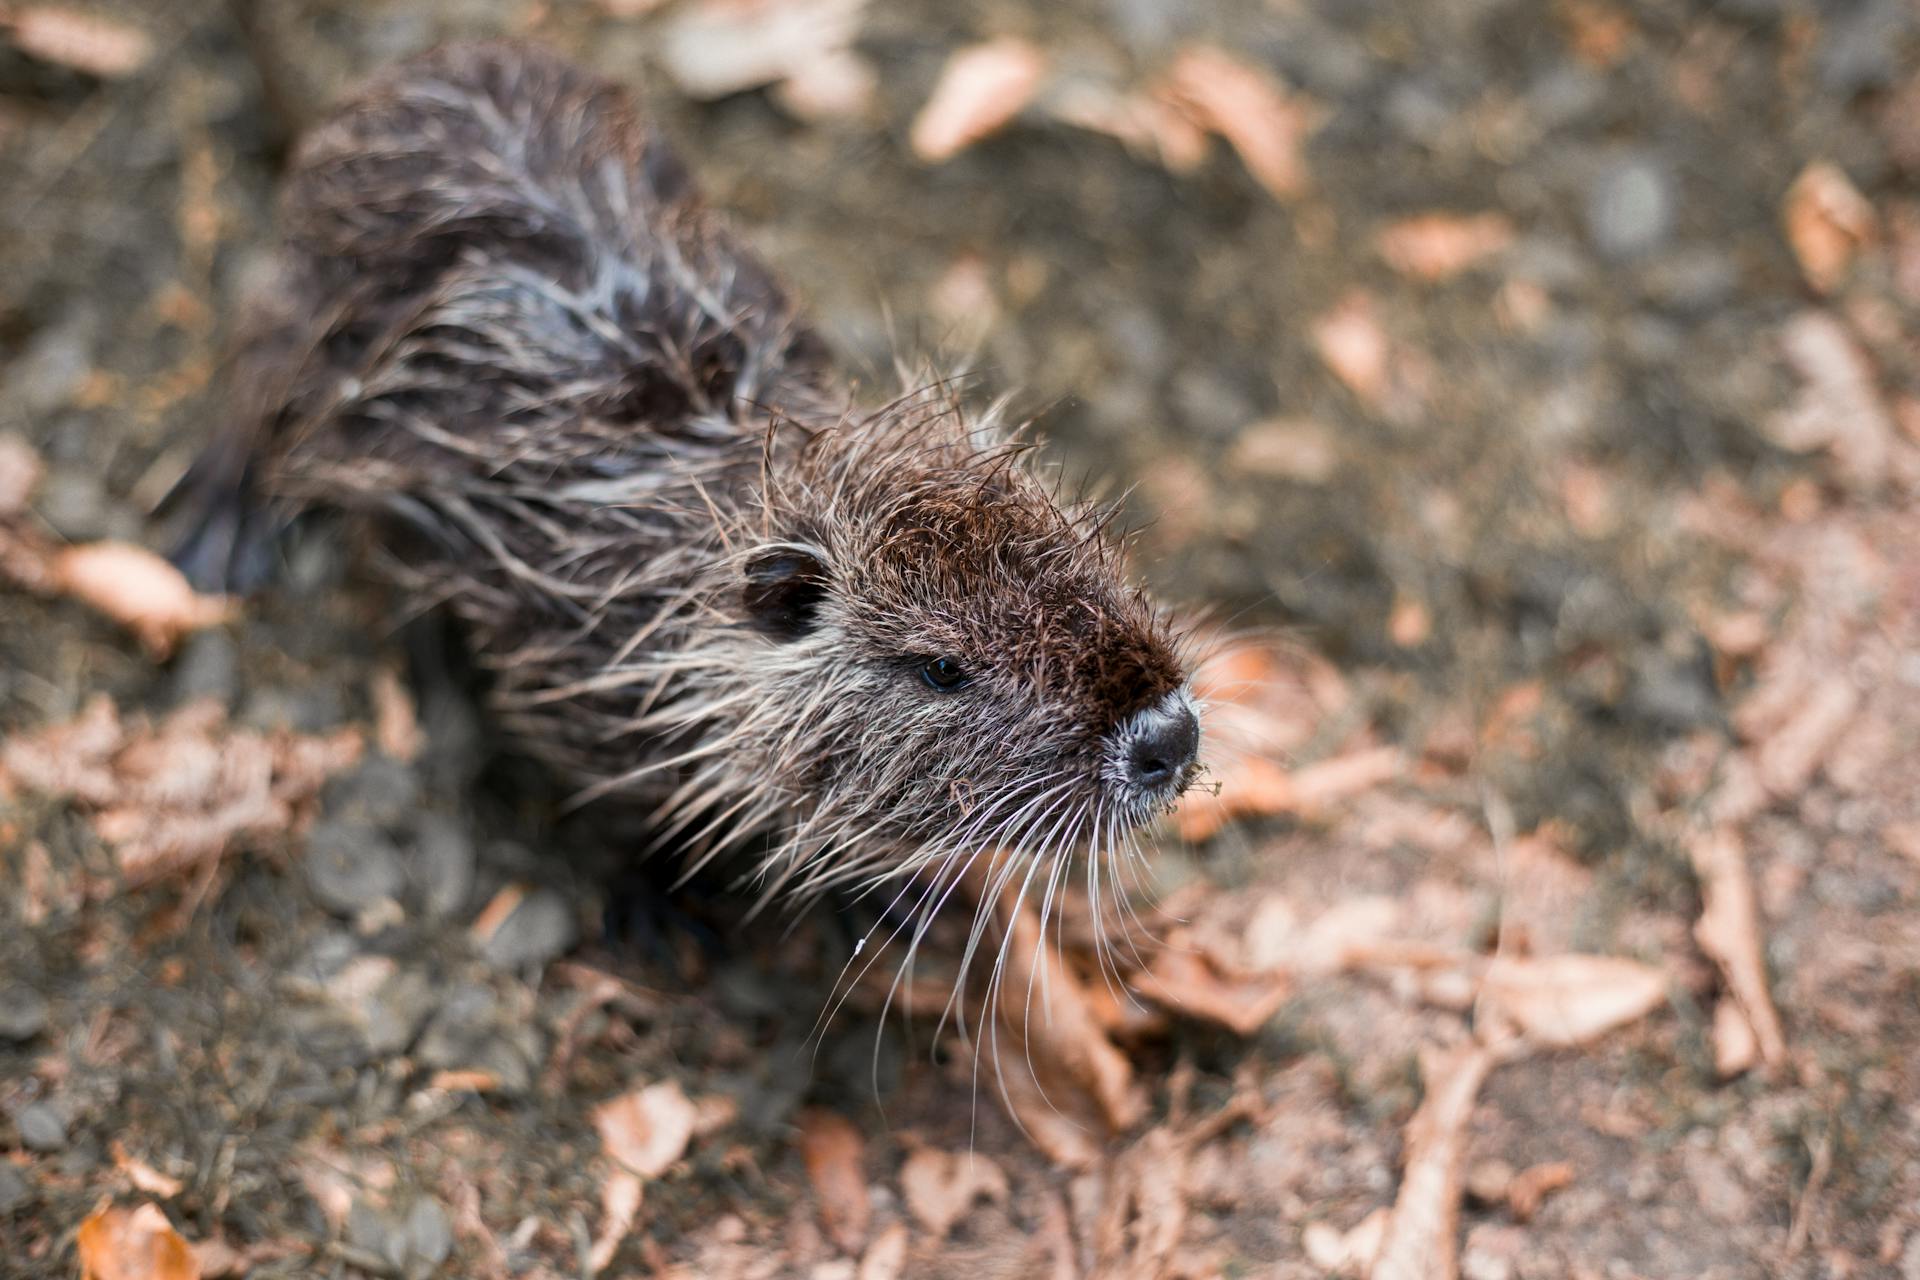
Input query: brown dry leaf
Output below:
<box><xmin>1302</xmin><ymin>1209</ymin><xmax>1387</xmax><ymax>1276</ymax></box>
<box><xmin>1754</xmin><ymin>672</ymin><xmax>1859</xmax><ymax>797</ymax></box>
<box><xmin>1711</xmin><ymin>996</ymin><xmax>1760</xmax><ymax>1077</ymax></box>
<box><xmin>1088</xmin><ymin>1128</ymin><xmax>1189</xmax><ymax>1280</ymax></box>
<box><xmin>1478</xmin><ymin>954</ymin><xmax>1667</xmax><ymax>1048</ymax></box>
<box><xmin>1506</xmin><ymin>1161</ymin><xmax>1574</xmax><ymax>1222</ymax></box>
<box><xmin>1162</xmin><ymin>45</ymin><xmax>1314</xmax><ymax>200</ymax></box>
<box><xmin>1764</xmin><ymin>311</ymin><xmax>1899</xmax><ymax>491</ymax></box>
<box><xmin>1310</xmin><ymin>290</ymin><xmax>1430</xmax><ymax>423</ymax></box>
<box><xmin>111</xmin><ymin>1142</ymin><xmax>185</xmax><ymax>1199</ymax></box>
<box><xmin>774</xmin><ymin>48</ymin><xmax>876</xmax><ymax>121</ymax></box>
<box><xmin>857</xmin><ymin>1222</ymin><xmax>910</xmax><ymax>1280</ymax></box>
<box><xmin>660</xmin><ymin>0</ymin><xmax>865</xmax><ymax>101</ymax></box>
<box><xmin>1690</xmin><ymin>828</ymin><xmax>1788</xmax><ymax>1073</ymax></box>
<box><xmin>798</xmin><ymin>1108</ymin><xmax>871</xmax><ymax>1254</ymax></box>
<box><xmin>910</xmin><ymin>38</ymin><xmax>1048</xmax><ymax>162</ymax></box>
<box><xmin>1371</xmin><ymin>1042</ymin><xmax>1497</xmax><ymax>1280</ymax></box>
<box><xmin>994</xmin><ymin>1051</ymin><xmax>1105</xmax><ymax>1170</ymax></box>
<box><xmin>54</xmin><ymin>541</ymin><xmax>236</xmax><ymax>659</ymax></box>
<box><xmin>1133</xmin><ymin>942</ymin><xmax>1291</xmax><ymax>1036</ymax></box>
<box><xmin>8</xmin><ymin>7</ymin><xmax>153</xmax><ymax>79</ymax></box>
<box><xmin>995</xmin><ymin>894</ymin><xmax>1148</xmax><ymax>1131</ymax></box>
<box><xmin>586</xmin><ymin>1169</ymin><xmax>643</xmax><ymax>1276</ymax></box>
<box><xmin>370</xmin><ymin>667</ymin><xmax>423</xmax><ymax>762</ymax></box>
<box><xmin>594</xmin><ymin>1081</ymin><xmax>697</xmax><ymax>1179</ymax></box>
<box><xmin>1376</xmin><ymin>213</ymin><xmax>1515</xmax><ymax>282</ymax></box>
<box><xmin>899</xmin><ymin>1149</ymin><xmax>1009</xmax><ymax>1239</ymax></box>
<box><xmin>1228</xmin><ymin>417</ymin><xmax>1340</xmax><ymax>483</ymax></box>
<box><xmin>1783</xmin><ymin>162</ymin><xmax>1876</xmax><ymax>294</ymax></box>
<box><xmin>77</xmin><ymin>1203</ymin><xmax>202</xmax><ymax>1280</ymax></box>
<box><xmin>1292</xmin><ymin>746</ymin><xmax>1404</xmax><ymax>815</ymax></box>
<box><xmin>0</xmin><ymin>431</ymin><xmax>42</xmax><ymax>518</ymax></box>
<box><xmin>0</xmin><ymin>696</ymin><xmax>362</xmax><ymax>892</ymax></box>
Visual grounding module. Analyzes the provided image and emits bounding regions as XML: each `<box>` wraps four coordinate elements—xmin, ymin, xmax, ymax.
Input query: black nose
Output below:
<box><xmin>1128</xmin><ymin>699</ymin><xmax>1200</xmax><ymax>790</ymax></box>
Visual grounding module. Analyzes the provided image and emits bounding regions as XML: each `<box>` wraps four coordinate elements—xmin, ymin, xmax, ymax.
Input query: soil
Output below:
<box><xmin>2</xmin><ymin>1</ymin><xmax>1919</xmax><ymax>1277</ymax></box>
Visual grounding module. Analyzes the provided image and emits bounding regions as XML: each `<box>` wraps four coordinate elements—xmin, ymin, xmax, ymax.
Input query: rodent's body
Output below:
<box><xmin>193</xmin><ymin>42</ymin><xmax>1200</xmax><ymax>909</ymax></box>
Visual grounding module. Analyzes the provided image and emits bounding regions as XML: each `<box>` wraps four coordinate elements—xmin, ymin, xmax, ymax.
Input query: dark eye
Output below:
<box><xmin>920</xmin><ymin>656</ymin><xmax>970</xmax><ymax>691</ymax></box>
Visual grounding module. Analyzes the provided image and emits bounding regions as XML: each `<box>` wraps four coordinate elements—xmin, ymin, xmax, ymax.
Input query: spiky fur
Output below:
<box><xmin>207</xmin><ymin>42</ymin><xmax>1199</xmax><ymax>937</ymax></box>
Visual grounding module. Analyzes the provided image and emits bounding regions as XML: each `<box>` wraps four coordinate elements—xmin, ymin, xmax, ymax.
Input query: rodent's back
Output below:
<box><xmin>266</xmin><ymin>41</ymin><xmax>828</xmax><ymax>478</ymax></box>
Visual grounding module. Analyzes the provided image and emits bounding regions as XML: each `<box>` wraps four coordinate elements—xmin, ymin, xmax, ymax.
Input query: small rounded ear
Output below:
<box><xmin>742</xmin><ymin>545</ymin><xmax>829</xmax><ymax>640</ymax></box>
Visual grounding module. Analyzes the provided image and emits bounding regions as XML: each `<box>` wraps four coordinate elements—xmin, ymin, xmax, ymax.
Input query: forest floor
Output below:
<box><xmin>2</xmin><ymin>0</ymin><xmax>1919</xmax><ymax>1277</ymax></box>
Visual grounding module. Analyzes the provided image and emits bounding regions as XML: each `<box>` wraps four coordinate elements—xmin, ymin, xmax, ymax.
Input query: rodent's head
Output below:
<box><xmin>705</xmin><ymin>390</ymin><xmax>1200</xmax><ymax>902</ymax></box>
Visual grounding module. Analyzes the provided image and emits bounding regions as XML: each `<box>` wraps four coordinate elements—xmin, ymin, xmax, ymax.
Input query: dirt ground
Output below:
<box><xmin>2</xmin><ymin>0</ymin><xmax>1919</xmax><ymax>1277</ymax></box>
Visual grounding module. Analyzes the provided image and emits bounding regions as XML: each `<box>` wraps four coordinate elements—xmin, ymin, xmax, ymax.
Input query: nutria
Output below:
<box><xmin>178</xmin><ymin>41</ymin><xmax>1201</xmax><ymax>929</ymax></box>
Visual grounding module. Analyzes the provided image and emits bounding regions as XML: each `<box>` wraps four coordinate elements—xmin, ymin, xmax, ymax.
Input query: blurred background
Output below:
<box><xmin>2</xmin><ymin>1</ymin><xmax>1918</xmax><ymax>1277</ymax></box>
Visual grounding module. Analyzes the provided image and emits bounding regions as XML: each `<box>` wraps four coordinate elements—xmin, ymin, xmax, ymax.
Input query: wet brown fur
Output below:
<box><xmin>200</xmin><ymin>41</ymin><xmax>1194</xmax><ymax>910</ymax></box>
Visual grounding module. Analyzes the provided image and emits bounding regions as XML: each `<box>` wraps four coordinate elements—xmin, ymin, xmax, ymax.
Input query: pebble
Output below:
<box><xmin>409</xmin><ymin>814</ymin><xmax>476</xmax><ymax>920</ymax></box>
<box><xmin>14</xmin><ymin>1102</ymin><xmax>67</xmax><ymax>1152</ymax></box>
<box><xmin>363</xmin><ymin>970</ymin><xmax>437</xmax><ymax>1057</ymax></box>
<box><xmin>1585</xmin><ymin>154</ymin><xmax>1673</xmax><ymax>260</ymax></box>
<box><xmin>479</xmin><ymin>888</ymin><xmax>578</xmax><ymax>971</ymax></box>
<box><xmin>169</xmin><ymin>629</ymin><xmax>240</xmax><ymax>706</ymax></box>
<box><xmin>1624</xmin><ymin>648</ymin><xmax>1722</xmax><ymax>733</ymax></box>
<box><xmin>403</xmin><ymin>1197</ymin><xmax>455</xmax><ymax>1273</ymax></box>
<box><xmin>416</xmin><ymin>984</ymin><xmax>543</xmax><ymax>1096</ymax></box>
<box><xmin>322</xmin><ymin>759</ymin><xmax>424</xmax><ymax>832</ymax></box>
<box><xmin>0</xmin><ymin>986</ymin><xmax>49</xmax><ymax>1042</ymax></box>
<box><xmin>0</xmin><ymin>1164</ymin><xmax>29</xmax><ymax>1214</ymax></box>
<box><xmin>35</xmin><ymin>469</ymin><xmax>113</xmax><ymax>542</ymax></box>
<box><xmin>305</xmin><ymin>823</ymin><xmax>407</xmax><ymax>918</ymax></box>
<box><xmin>8</xmin><ymin>312</ymin><xmax>94</xmax><ymax>418</ymax></box>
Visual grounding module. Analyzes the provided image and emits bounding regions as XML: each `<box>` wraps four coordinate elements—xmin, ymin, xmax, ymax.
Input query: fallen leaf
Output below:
<box><xmin>1088</xmin><ymin>1128</ymin><xmax>1189</xmax><ymax>1280</ymax></box>
<box><xmin>1310</xmin><ymin>290</ymin><xmax>1430</xmax><ymax>423</ymax></box>
<box><xmin>774</xmin><ymin>48</ymin><xmax>876</xmax><ymax>121</ymax></box>
<box><xmin>993</xmin><ymin>893</ymin><xmax>1147</xmax><ymax>1132</ymax></box>
<box><xmin>8</xmin><ymin>7</ymin><xmax>153</xmax><ymax>79</ymax></box>
<box><xmin>1371</xmin><ymin>1042</ymin><xmax>1497</xmax><ymax>1280</ymax></box>
<box><xmin>857</xmin><ymin>1222</ymin><xmax>909</xmax><ymax>1280</ymax></box>
<box><xmin>1162</xmin><ymin>45</ymin><xmax>1314</xmax><ymax>200</ymax></box>
<box><xmin>594</xmin><ymin>1081</ymin><xmax>697</xmax><ymax>1179</ymax></box>
<box><xmin>585</xmin><ymin>1170</ymin><xmax>643</xmax><ymax>1276</ymax></box>
<box><xmin>77</xmin><ymin>1203</ymin><xmax>202</xmax><ymax>1280</ymax></box>
<box><xmin>54</xmin><ymin>541</ymin><xmax>236</xmax><ymax>659</ymax></box>
<box><xmin>910</xmin><ymin>38</ymin><xmax>1048</xmax><ymax>162</ymax></box>
<box><xmin>899</xmin><ymin>1149</ymin><xmax>1009</xmax><ymax>1239</ymax></box>
<box><xmin>0</xmin><ymin>432</ymin><xmax>42</xmax><ymax>518</ymax></box>
<box><xmin>1709</xmin><ymin>995</ymin><xmax>1759</xmax><ymax>1081</ymax></box>
<box><xmin>1479</xmin><ymin>954</ymin><xmax>1667</xmax><ymax>1048</ymax></box>
<box><xmin>1764</xmin><ymin>311</ymin><xmax>1899</xmax><ymax>491</ymax></box>
<box><xmin>1376</xmin><ymin>213</ymin><xmax>1515</xmax><ymax>282</ymax></box>
<box><xmin>1228</xmin><ymin>418</ymin><xmax>1340</xmax><ymax>482</ymax></box>
<box><xmin>112</xmin><ymin>1142</ymin><xmax>185</xmax><ymax>1199</ymax></box>
<box><xmin>370</xmin><ymin>668</ymin><xmax>423</xmax><ymax>762</ymax></box>
<box><xmin>993</xmin><ymin>1051</ymin><xmax>1104</xmax><ymax>1170</ymax></box>
<box><xmin>1133</xmin><ymin>943</ymin><xmax>1291</xmax><ymax>1036</ymax></box>
<box><xmin>1690</xmin><ymin>828</ymin><xmax>1788</xmax><ymax>1073</ymax></box>
<box><xmin>659</xmin><ymin>0</ymin><xmax>865</xmax><ymax>101</ymax></box>
<box><xmin>798</xmin><ymin>1108</ymin><xmax>870</xmax><ymax>1254</ymax></box>
<box><xmin>0</xmin><ymin>696</ymin><xmax>362</xmax><ymax>893</ymax></box>
<box><xmin>1754</xmin><ymin>672</ymin><xmax>1859</xmax><ymax>797</ymax></box>
<box><xmin>1301</xmin><ymin>1208</ymin><xmax>1386</xmax><ymax>1276</ymax></box>
<box><xmin>1506</xmin><ymin>1161</ymin><xmax>1574</xmax><ymax>1222</ymax></box>
<box><xmin>1290</xmin><ymin>746</ymin><xmax>1404</xmax><ymax>815</ymax></box>
<box><xmin>1783</xmin><ymin>162</ymin><xmax>1876</xmax><ymax>294</ymax></box>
